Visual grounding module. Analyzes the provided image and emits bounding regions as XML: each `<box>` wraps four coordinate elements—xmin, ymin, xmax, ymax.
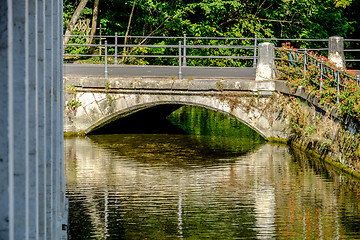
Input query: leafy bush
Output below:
<box><xmin>276</xmin><ymin>42</ymin><xmax>360</xmax><ymax>119</ymax></box>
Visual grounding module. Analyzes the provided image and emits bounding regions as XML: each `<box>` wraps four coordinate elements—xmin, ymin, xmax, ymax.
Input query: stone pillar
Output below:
<box><xmin>9</xmin><ymin>1</ymin><xmax>28</xmax><ymax>238</ymax></box>
<box><xmin>0</xmin><ymin>0</ymin><xmax>67</xmax><ymax>239</ymax></box>
<box><xmin>328</xmin><ymin>36</ymin><xmax>345</xmax><ymax>68</ymax></box>
<box><xmin>256</xmin><ymin>42</ymin><xmax>276</xmax><ymax>81</ymax></box>
<box><xmin>37</xmin><ymin>0</ymin><xmax>47</xmax><ymax>238</ymax></box>
<box><xmin>0</xmin><ymin>1</ymin><xmax>10</xmax><ymax>239</ymax></box>
<box><xmin>45</xmin><ymin>0</ymin><xmax>54</xmax><ymax>237</ymax></box>
<box><xmin>28</xmin><ymin>0</ymin><xmax>39</xmax><ymax>238</ymax></box>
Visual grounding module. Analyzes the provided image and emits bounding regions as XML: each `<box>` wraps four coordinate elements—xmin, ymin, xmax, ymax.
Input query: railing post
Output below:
<box><xmin>337</xmin><ymin>67</ymin><xmax>340</xmax><ymax>105</ymax></box>
<box><xmin>328</xmin><ymin>36</ymin><xmax>345</xmax><ymax>68</ymax></box>
<box><xmin>99</xmin><ymin>24</ymin><xmax>102</xmax><ymax>57</ymax></box>
<box><xmin>255</xmin><ymin>42</ymin><xmax>275</xmax><ymax>81</ymax></box>
<box><xmin>303</xmin><ymin>48</ymin><xmax>307</xmax><ymax>81</ymax></box>
<box><xmin>253</xmin><ymin>34</ymin><xmax>258</xmax><ymax>68</ymax></box>
<box><xmin>183</xmin><ymin>34</ymin><xmax>187</xmax><ymax>67</ymax></box>
<box><xmin>105</xmin><ymin>40</ymin><xmax>108</xmax><ymax>79</ymax></box>
<box><xmin>114</xmin><ymin>32</ymin><xmax>118</xmax><ymax>64</ymax></box>
<box><xmin>320</xmin><ymin>59</ymin><xmax>324</xmax><ymax>93</ymax></box>
<box><xmin>178</xmin><ymin>41</ymin><xmax>182</xmax><ymax>80</ymax></box>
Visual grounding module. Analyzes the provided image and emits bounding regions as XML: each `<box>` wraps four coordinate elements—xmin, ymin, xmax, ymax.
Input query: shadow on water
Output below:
<box><xmin>88</xmin><ymin>133</ymin><xmax>261</xmax><ymax>167</ymax></box>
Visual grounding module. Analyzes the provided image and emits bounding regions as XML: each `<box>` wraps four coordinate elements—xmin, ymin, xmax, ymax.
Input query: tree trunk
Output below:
<box><xmin>122</xmin><ymin>0</ymin><xmax>137</xmax><ymax>62</ymax></box>
<box><xmin>63</xmin><ymin>0</ymin><xmax>89</xmax><ymax>52</ymax></box>
<box><xmin>89</xmin><ymin>0</ymin><xmax>99</xmax><ymax>47</ymax></box>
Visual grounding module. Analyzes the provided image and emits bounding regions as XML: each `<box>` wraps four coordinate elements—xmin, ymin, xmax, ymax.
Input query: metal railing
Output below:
<box><xmin>64</xmin><ymin>35</ymin><xmax>259</xmax><ymax>63</ymax></box>
<box><xmin>275</xmin><ymin>47</ymin><xmax>360</xmax><ymax>105</ymax></box>
<box><xmin>64</xmin><ymin>34</ymin><xmax>260</xmax><ymax>79</ymax></box>
<box><xmin>64</xmin><ymin>34</ymin><xmax>360</xmax><ymax>79</ymax></box>
<box><xmin>344</xmin><ymin>39</ymin><xmax>360</xmax><ymax>67</ymax></box>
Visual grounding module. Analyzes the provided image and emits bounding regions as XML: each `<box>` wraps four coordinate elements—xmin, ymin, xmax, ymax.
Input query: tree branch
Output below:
<box><xmin>219</xmin><ymin>17</ymin><xmax>301</xmax><ymax>27</ymax></box>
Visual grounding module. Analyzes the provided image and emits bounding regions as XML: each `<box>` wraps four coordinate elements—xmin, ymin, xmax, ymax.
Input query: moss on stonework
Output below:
<box><xmin>269</xmin><ymin>92</ymin><xmax>360</xmax><ymax>180</ymax></box>
<box><xmin>64</xmin><ymin>131</ymin><xmax>86</xmax><ymax>138</ymax></box>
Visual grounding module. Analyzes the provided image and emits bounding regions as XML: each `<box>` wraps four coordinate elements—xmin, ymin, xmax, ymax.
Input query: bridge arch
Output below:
<box><xmin>86</xmin><ymin>100</ymin><xmax>267</xmax><ymax>139</ymax></box>
<box><xmin>64</xmin><ymin>91</ymin><xmax>288</xmax><ymax>139</ymax></box>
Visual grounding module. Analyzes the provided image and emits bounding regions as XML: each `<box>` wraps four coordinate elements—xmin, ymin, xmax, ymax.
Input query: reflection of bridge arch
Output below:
<box><xmin>65</xmin><ymin>90</ymin><xmax>289</xmax><ymax>139</ymax></box>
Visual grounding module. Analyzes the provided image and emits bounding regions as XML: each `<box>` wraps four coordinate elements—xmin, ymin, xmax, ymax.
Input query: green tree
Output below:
<box><xmin>63</xmin><ymin>0</ymin><xmax>90</xmax><ymax>51</ymax></box>
<box><xmin>63</xmin><ymin>0</ymin><xmax>359</xmax><ymax>66</ymax></box>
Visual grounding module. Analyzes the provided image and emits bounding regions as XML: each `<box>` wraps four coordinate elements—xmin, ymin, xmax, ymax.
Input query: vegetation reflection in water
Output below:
<box><xmin>66</xmin><ymin>106</ymin><xmax>360</xmax><ymax>239</ymax></box>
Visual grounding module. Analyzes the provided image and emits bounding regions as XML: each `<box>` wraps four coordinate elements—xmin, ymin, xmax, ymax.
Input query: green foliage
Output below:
<box><xmin>63</xmin><ymin>0</ymin><xmax>359</xmax><ymax>66</ymax></box>
<box><xmin>64</xmin><ymin>0</ymin><xmax>358</xmax><ymax>38</ymax></box>
<box><xmin>216</xmin><ymin>81</ymin><xmax>223</xmax><ymax>91</ymax></box>
<box><xmin>334</xmin><ymin>0</ymin><xmax>353</xmax><ymax>8</ymax></box>
<box><xmin>65</xmin><ymin>85</ymin><xmax>78</xmax><ymax>95</ymax></box>
<box><xmin>65</xmin><ymin>85</ymin><xmax>82</xmax><ymax>110</ymax></box>
<box><xmin>66</xmin><ymin>99</ymin><xmax>82</xmax><ymax>109</ymax></box>
<box><xmin>63</xmin><ymin>0</ymin><xmax>92</xmax><ymax>30</ymax></box>
<box><xmin>65</xmin><ymin>30</ymin><xmax>91</xmax><ymax>56</ymax></box>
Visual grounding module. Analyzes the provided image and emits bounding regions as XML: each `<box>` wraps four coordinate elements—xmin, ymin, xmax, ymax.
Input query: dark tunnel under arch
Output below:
<box><xmin>86</xmin><ymin>102</ymin><xmax>267</xmax><ymax>139</ymax></box>
<box><xmin>88</xmin><ymin>104</ymin><xmax>185</xmax><ymax>135</ymax></box>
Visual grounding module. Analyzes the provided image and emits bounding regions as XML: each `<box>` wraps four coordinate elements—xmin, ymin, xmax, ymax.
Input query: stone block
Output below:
<box><xmin>82</xmin><ymin>78</ymin><xmax>108</xmax><ymax>88</ymax></box>
<box><xmin>328</xmin><ymin>36</ymin><xmax>345</xmax><ymax>68</ymax></box>
<box><xmin>256</xmin><ymin>43</ymin><xmax>276</xmax><ymax>81</ymax></box>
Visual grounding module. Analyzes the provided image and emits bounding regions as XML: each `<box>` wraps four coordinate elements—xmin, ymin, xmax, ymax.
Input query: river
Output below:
<box><xmin>65</xmin><ymin>106</ymin><xmax>360</xmax><ymax>239</ymax></box>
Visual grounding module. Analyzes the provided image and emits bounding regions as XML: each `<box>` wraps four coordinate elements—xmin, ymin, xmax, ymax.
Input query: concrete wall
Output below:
<box><xmin>0</xmin><ymin>0</ymin><xmax>67</xmax><ymax>239</ymax></box>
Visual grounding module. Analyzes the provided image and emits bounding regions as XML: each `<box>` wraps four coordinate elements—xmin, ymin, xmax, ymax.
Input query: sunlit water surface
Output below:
<box><xmin>66</xmin><ymin>106</ymin><xmax>360</xmax><ymax>239</ymax></box>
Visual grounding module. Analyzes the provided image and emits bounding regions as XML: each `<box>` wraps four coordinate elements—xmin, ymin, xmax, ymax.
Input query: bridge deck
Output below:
<box><xmin>64</xmin><ymin>64</ymin><xmax>256</xmax><ymax>79</ymax></box>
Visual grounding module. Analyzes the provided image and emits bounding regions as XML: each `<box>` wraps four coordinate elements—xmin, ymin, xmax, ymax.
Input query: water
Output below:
<box><xmin>66</xmin><ymin>106</ymin><xmax>360</xmax><ymax>239</ymax></box>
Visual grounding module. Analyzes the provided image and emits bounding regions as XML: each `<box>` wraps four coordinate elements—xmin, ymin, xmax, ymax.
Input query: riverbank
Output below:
<box><xmin>269</xmin><ymin>92</ymin><xmax>360</xmax><ymax>181</ymax></box>
<box><xmin>268</xmin><ymin>138</ymin><xmax>360</xmax><ymax>181</ymax></box>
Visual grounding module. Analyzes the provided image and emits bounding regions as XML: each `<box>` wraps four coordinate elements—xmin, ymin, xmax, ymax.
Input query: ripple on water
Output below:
<box><xmin>66</xmin><ymin>135</ymin><xmax>360</xmax><ymax>239</ymax></box>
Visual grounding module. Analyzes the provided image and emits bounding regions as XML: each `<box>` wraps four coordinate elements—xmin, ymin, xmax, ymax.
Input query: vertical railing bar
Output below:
<box><xmin>114</xmin><ymin>32</ymin><xmax>118</xmax><ymax>64</ymax></box>
<box><xmin>303</xmin><ymin>48</ymin><xmax>307</xmax><ymax>81</ymax></box>
<box><xmin>105</xmin><ymin>40</ymin><xmax>108</xmax><ymax>79</ymax></box>
<box><xmin>320</xmin><ymin>59</ymin><xmax>324</xmax><ymax>93</ymax></box>
<box><xmin>178</xmin><ymin>41</ymin><xmax>182</xmax><ymax>80</ymax></box>
<box><xmin>99</xmin><ymin>24</ymin><xmax>102</xmax><ymax>57</ymax></box>
<box><xmin>183</xmin><ymin>34</ymin><xmax>187</xmax><ymax>67</ymax></box>
<box><xmin>253</xmin><ymin>34</ymin><xmax>258</xmax><ymax>68</ymax></box>
<box><xmin>337</xmin><ymin>67</ymin><xmax>340</xmax><ymax>105</ymax></box>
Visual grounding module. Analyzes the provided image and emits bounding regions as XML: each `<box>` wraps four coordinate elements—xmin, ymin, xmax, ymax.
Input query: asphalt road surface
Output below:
<box><xmin>64</xmin><ymin>64</ymin><xmax>256</xmax><ymax>79</ymax></box>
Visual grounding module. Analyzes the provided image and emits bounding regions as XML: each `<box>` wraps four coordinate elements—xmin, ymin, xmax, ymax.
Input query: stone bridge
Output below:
<box><xmin>63</xmin><ymin>40</ymin><xmax>353</xmax><ymax>141</ymax></box>
<box><xmin>64</xmin><ymin>75</ymin><xmax>293</xmax><ymax>139</ymax></box>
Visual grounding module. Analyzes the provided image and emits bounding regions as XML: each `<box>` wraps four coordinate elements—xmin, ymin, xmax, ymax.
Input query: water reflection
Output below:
<box><xmin>66</xmin><ymin>136</ymin><xmax>360</xmax><ymax>239</ymax></box>
<box><xmin>87</xmin><ymin>133</ymin><xmax>263</xmax><ymax>166</ymax></box>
